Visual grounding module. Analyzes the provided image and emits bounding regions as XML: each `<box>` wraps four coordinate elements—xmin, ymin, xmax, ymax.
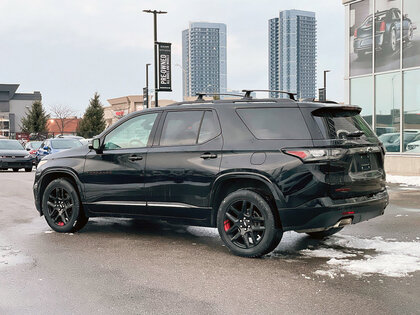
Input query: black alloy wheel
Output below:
<box><xmin>217</xmin><ymin>190</ymin><xmax>282</xmax><ymax>258</ymax></box>
<box><xmin>223</xmin><ymin>200</ymin><xmax>266</xmax><ymax>249</ymax></box>
<box><xmin>42</xmin><ymin>178</ymin><xmax>88</xmax><ymax>233</ymax></box>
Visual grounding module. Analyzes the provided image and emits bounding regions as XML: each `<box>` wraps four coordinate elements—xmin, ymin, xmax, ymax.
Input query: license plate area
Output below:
<box><xmin>351</xmin><ymin>153</ymin><xmax>380</xmax><ymax>173</ymax></box>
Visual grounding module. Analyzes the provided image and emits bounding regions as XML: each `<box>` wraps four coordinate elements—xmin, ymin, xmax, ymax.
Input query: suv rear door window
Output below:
<box><xmin>160</xmin><ymin>111</ymin><xmax>203</xmax><ymax>146</ymax></box>
<box><xmin>237</xmin><ymin>108</ymin><xmax>311</xmax><ymax>140</ymax></box>
<box><xmin>198</xmin><ymin>111</ymin><xmax>219</xmax><ymax>143</ymax></box>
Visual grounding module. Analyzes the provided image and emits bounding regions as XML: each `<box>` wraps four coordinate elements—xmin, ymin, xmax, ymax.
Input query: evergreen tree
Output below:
<box><xmin>21</xmin><ymin>100</ymin><xmax>49</xmax><ymax>133</ymax></box>
<box><xmin>77</xmin><ymin>92</ymin><xmax>106</xmax><ymax>138</ymax></box>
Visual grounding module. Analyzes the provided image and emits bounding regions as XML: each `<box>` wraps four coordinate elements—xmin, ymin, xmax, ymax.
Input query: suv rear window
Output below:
<box><xmin>236</xmin><ymin>108</ymin><xmax>311</xmax><ymax>140</ymax></box>
<box><xmin>313</xmin><ymin>110</ymin><xmax>377</xmax><ymax>140</ymax></box>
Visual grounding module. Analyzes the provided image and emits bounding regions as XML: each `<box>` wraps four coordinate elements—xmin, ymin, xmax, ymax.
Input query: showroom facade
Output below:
<box><xmin>343</xmin><ymin>0</ymin><xmax>420</xmax><ymax>175</ymax></box>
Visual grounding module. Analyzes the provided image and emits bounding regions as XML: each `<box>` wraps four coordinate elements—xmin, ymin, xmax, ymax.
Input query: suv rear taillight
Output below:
<box><xmin>283</xmin><ymin>148</ymin><xmax>346</xmax><ymax>162</ymax></box>
<box><xmin>379</xmin><ymin>21</ymin><xmax>386</xmax><ymax>32</ymax></box>
<box><xmin>354</xmin><ymin>28</ymin><xmax>358</xmax><ymax>38</ymax></box>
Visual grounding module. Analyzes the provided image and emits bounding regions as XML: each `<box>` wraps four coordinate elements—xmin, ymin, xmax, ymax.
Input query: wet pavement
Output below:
<box><xmin>1</xmin><ymin>171</ymin><xmax>419</xmax><ymax>314</ymax></box>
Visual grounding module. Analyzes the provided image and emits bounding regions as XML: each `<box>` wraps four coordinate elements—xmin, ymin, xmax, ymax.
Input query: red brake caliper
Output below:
<box><xmin>58</xmin><ymin>222</ymin><xmax>64</xmax><ymax>226</ymax></box>
<box><xmin>224</xmin><ymin>220</ymin><xmax>231</xmax><ymax>232</ymax></box>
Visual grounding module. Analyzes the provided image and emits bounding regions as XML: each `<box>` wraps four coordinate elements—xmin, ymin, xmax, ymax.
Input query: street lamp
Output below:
<box><xmin>324</xmin><ymin>70</ymin><xmax>331</xmax><ymax>100</ymax></box>
<box><xmin>145</xmin><ymin>63</ymin><xmax>151</xmax><ymax>108</ymax></box>
<box><xmin>143</xmin><ymin>9</ymin><xmax>167</xmax><ymax>108</ymax></box>
<box><xmin>175</xmin><ymin>64</ymin><xmax>187</xmax><ymax>100</ymax></box>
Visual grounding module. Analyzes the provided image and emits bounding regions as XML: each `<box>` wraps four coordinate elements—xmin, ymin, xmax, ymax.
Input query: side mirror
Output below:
<box><xmin>89</xmin><ymin>138</ymin><xmax>102</xmax><ymax>152</ymax></box>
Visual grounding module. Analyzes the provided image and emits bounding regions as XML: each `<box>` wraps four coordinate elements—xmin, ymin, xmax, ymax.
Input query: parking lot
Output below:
<box><xmin>1</xmin><ymin>170</ymin><xmax>420</xmax><ymax>314</ymax></box>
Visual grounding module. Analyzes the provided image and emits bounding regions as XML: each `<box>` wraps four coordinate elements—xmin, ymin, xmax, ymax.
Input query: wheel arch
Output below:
<box><xmin>37</xmin><ymin>168</ymin><xmax>84</xmax><ymax>215</ymax></box>
<box><xmin>210</xmin><ymin>172</ymin><xmax>285</xmax><ymax>228</ymax></box>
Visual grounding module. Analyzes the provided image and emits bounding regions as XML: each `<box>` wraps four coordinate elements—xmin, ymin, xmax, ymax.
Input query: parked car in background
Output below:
<box><xmin>0</xmin><ymin>139</ymin><xmax>34</xmax><ymax>172</ymax></box>
<box><xmin>378</xmin><ymin>132</ymin><xmax>400</xmax><ymax>146</ymax></box>
<box><xmin>354</xmin><ymin>8</ymin><xmax>415</xmax><ymax>59</ymax></box>
<box><xmin>25</xmin><ymin>141</ymin><xmax>43</xmax><ymax>164</ymax></box>
<box><xmin>35</xmin><ymin>138</ymin><xmax>83</xmax><ymax>165</ymax></box>
<box><xmin>384</xmin><ymin>132</ymin><xmax>420</xmax><ymax>152</ymax></box>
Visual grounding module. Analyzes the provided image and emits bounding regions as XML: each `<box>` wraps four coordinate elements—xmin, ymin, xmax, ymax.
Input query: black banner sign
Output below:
<box><xmin>157</xmin><ymin>42</ymin><xmax>172</xmax><ymax>91</ymax></box>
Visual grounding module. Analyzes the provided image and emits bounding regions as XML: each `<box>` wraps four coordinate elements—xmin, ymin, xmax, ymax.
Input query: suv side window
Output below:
<box><xmin>198</xmin><ymin>111</ymin><xmax>219</xmax><ymax>143</ymax></box>
<box><xmin>237</xmin><ymin>107</ymin><xmax>311</xmax><ymax>140</ymax></box>
<box><xmin>104</xmin><ymin>113</ymin><xmax>158</xmax><ymax>150</ymax></box>
<box><xmin>160</xmin><ymin>111</ymin><xmax>203</xmax><ymax>146</ymax></box>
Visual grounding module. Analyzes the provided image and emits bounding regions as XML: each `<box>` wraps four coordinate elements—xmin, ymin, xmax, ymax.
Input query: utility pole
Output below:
<box><xmin>324</xmin><ymin>70</ymin><xmax>331</xmax><ymax>100</ymax></box>
<box><xmin>145</xmin><ymin>63</ymin><xmax>151</xmax><ymax>108</ymax></box>
<box><xmin>143</xmin><ymin>9</ymin><xmax>167</xmax><ymax>107</ymax></box>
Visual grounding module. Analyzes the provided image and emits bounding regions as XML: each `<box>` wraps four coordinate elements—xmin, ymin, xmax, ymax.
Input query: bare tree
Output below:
<box><xmin>50</xmin><ymin>104</ymin><xmax>76</xmax><ymax>135</ymax></box>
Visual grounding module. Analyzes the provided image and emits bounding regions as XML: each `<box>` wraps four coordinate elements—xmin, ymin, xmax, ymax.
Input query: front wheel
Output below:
<box><xmin>306</xmin><ymin>227</ymin><xmax>343</xmax><ymax>239</ymax></box>
<box><xmin>13</xmin><ymin>168</ymin><xmax>19</xmax><ymax>172</ymax></box>
<box><xmin>217</xmin><ymin>190</ymin><xmax>282</xmax><ymax>258</ymax></box>
<box><xmin>25</xmin><ymin>168</ymin><xmax>32</xmax><ymax>172</ymax></box>
<box><xmin>42</xmin><ymin>178</ymin><xmax>89</xmax><ymax>233</ymax></box>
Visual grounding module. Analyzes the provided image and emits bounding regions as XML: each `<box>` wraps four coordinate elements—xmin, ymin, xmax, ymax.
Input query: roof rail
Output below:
<box><xmin>242</xmin><ymin>89</ymin><xmax>297</xmax><ymax>101</ymax></box>
<box><xmin>195</xmin><ymin>92</ymin><xmax>244</xmax><ymax>101</ymax></box>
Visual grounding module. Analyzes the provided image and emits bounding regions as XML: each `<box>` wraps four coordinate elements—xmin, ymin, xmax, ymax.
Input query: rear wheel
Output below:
<box><xmin>25</xmin><ymin>168</ymin><xmax>32</xmax><ymax>172</ymax></box>
<box><xmin>13</xmin><ymin>168</ymin><xmax>19</xmax><ymax>172</ymax></box>
<box><xmin>217</xmin><ymin>190</ymin><xmax>282</xmax><ymax>258</ymax></box>
<box><xmin>306</xmin><ymin>227</ymin><xmax>343</xmax><ymax>239</ymax></box>
<box><xmin>42</xmin><ymin>178</ymin><xmax>88</xmax><ymax>233</ymax></box>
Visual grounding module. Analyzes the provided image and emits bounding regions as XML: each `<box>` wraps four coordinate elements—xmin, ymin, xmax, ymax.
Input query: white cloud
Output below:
<box><xmin>0</xmin><ymin>0</ymin><xmax>345</xmax><ymax>114</ymax></box>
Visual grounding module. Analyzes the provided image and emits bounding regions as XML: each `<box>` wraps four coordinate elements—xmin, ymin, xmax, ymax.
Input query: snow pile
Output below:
<box><xmin>386</xmin><ymin>175</ymin><xmax>420</xmax><ymax>187</ymax></box>
<box><xmin>300</xmin><ymin>235</ymin><xmax>420</xmax><ymax>277</ymax></box>
<box><xmin>0</xmin><ymin>245</ymin><xmax>32</xmax><ymax>268</ymax></box>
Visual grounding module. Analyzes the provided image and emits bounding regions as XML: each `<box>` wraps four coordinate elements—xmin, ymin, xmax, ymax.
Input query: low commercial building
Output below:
<box><xmin>342</xmin><ymin>0</ymin><xmax>420</xmax><ymax>175</ymax></box>
<box><xmin>47</xmin><ymin>117</ymin><xmax>80</xmax><ymax>136</ymax></box>
<box><xmin>104</xmin><ymin>95</ymin><xmax>176</xmax><ymax>127</ymax></box>
<box><xmin>0</xmin><ymin>84</ymin><xmax>41</xmax><ymax>138</ymax></box>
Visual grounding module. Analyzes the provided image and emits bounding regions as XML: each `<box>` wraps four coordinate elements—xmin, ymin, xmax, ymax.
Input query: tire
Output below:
<box><xmin>306</xmin><ymin>227</ymin><xmax>343</xmax><ymax>239</ymax></box>
<box><xmin>13</xmin><ymin>168</ymin><xmax>19</xmax><ymax>172</ymax></box>
<box><xmin>25</xmin><ymin>168</ymin><xmax>32</xmax><ymax>172</ymax></box>
<box><xmin>217</xmin><ymin>189</ymin><xmax>282</xmax><ymax>258</ymax></box>
<box><xmin>388</xmin><ymin>28</ymin><xmax>397</xmax><ymax>53</ymax></box>
<box><xmin>42</xmin><ymin>178</ymin><xmax>88</xmax><ymax>233</ymax></box>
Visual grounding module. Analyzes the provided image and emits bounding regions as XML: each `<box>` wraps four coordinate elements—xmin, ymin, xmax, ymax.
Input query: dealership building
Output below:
<box><xmin>342</xmin><ymin>0</ymin><xmax>420</xmax><ymax>175</ymax></box>
<box><xmin>0</xmin><ymin>84</ymin><xmax>42</xmax><ymax>138</ymax></box>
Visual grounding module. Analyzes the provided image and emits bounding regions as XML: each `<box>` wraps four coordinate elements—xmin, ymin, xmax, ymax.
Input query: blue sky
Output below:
<box><xmin>0</xmin><ymin>0</ymin><xmax>345</xmax><ymax>115</ymax></box>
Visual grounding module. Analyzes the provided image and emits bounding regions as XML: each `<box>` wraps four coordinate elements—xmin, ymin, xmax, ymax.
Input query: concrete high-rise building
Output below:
<box><xmin>182</xmin><ymin>22</ymin><xmax>227</xmax><ymax>99</ymax></box>
<box><xmin>269</xmin><ymin>10</ymin><xmax>317</xmax><ymax>99</ymax></box>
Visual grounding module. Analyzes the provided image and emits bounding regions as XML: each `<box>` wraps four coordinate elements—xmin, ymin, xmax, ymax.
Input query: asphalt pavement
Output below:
<box><xmin>1</xmin><ymin>170</ymin><xmax>419</xmax><ymax>315</ymax></box>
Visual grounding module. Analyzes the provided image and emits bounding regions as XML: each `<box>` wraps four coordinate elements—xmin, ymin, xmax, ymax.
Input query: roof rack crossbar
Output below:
<box><xmin>195</xmin><ymin>92</ymin><xmax>243</xmax><ymax>101</ymax></box>
<box><xmin>242</xmin><ymin>89</ymin><xmax>297</xmax><ymax>101</ymax></box>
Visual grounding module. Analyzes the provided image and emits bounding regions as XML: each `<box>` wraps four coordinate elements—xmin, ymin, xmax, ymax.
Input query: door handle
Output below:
<box><xmin>128</xmin><ymin>155</ymin><xmax>143</xmax><ymax>161</ymax></box>
<box><xmin>200</xmin><ymin>153</ymin><xmax>217</xmax><ymax>159</ymax></box>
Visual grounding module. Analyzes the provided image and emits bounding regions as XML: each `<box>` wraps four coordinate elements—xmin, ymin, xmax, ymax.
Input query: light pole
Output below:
<box><xmin>175</xmin><ymin>64</ymin><xmax>187</xmax><ymax>100</ymax></box>
<box><xmin>143</xmin><ymin>9</ymin><xmax>167</xmax><ymax>107</ymax></box>
<box><xmin>145</xmin><ymin>63</ymin><xmax>151</xmax><ymax>108</ymax></box>
<box><xmin>324</xmin><ymin>70</ymin><xmax>331</xmax><ymax>100</ymax></box>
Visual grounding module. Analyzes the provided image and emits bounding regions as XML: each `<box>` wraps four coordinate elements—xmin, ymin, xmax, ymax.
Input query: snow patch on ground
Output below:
<box><xmin>300</xmin><ymin>234</ymin><xmax>420</xmax><ymax>278</ymax></box>
<box><xmin>387</xmin><ymin>175</ymin><xmax>420</xmax><ymax>187</ymax></box>
<box><xmin>0</xmin><ymin>245</ymin><xmax>32</xmax><ymax>268</ymax></box>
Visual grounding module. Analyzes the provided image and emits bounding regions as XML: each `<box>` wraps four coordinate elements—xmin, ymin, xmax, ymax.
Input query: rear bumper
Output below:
<box><xmin>279</xmin><ymin>190</ymin><xmax>389</xmax><ymax>232</ymax></box>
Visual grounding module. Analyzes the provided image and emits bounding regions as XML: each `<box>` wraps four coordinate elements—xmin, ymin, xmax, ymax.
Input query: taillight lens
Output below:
<box><xmin>29</xmin><ymin>149</ymin><xmax>37</xmax><ymax>155</ymax></box>
<box><xmin>283</xmin><ymin>148</ymin><xmax>346</xmax><ymax>162</ymax></box>
<box><xmin>354</xmin><ymin>28</ymin><xmax>358</xmax><ymax>38</ymax></box>
<box><xmin>379</xmin><ymin>21</ymin><xmax>386</xmax><ymax>32</ymax></box>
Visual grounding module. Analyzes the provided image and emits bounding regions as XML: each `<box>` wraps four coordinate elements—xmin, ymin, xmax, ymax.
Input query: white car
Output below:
<box><xmin>406</xmin><ymin>140</ymin><xmax>420</xmax><ymax>152</ymax></box>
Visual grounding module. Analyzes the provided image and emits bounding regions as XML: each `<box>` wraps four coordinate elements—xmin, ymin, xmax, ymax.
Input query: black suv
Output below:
<box><xmin>33</xmin><ymin>95</ymin><xmax>388</xmax><ymax>257</ymax></box>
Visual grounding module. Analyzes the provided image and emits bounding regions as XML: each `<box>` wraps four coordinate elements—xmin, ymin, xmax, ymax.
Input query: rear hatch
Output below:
<box><xmin>297</xmin><ymin>105</ymin><xmax>386</xmax><ymax>199</ymax></box>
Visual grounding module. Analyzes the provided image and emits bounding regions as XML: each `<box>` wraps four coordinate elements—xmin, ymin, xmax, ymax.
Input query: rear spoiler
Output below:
<box><xmin>312</xmin><ymin>105</ymin><xmax>362</xmax><ymax>117</ymax></box>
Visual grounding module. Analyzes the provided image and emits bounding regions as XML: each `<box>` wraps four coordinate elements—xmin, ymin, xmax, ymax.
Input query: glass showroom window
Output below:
<box><xmin>350</xmin><ymin>76</ymin><xmax>373</xmax><ymax>126</ymax></box>
<box><xmin>375</xmin><ymin>73</ymin><xmax>402</xmax><ymax>153</ymax></box>
<box><xmin>403</xmin><ymin>69</ymin><xmax>420</xmax><ymax>153</ymax></box>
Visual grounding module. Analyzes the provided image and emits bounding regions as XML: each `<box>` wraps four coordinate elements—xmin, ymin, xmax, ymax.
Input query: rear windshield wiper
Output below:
<box><xmin>346</xmin><ymin>131</ymin><xmax>365</xmax><ymax>138</ymax></box>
